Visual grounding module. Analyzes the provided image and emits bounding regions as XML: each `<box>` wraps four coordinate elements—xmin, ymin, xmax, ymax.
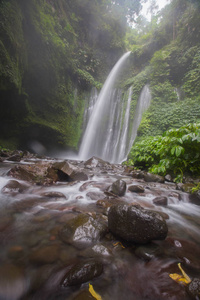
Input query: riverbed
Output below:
<box><xmin>0</xmin><ymin>155</ymin><xmax>199</xmax><ymax>300</ymax></box>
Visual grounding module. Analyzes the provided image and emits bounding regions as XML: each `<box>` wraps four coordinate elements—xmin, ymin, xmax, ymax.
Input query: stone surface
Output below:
<box><xmin>1</xmin><ymin>180</ymin><xmax>28</xmax><ymax>194</ymax></box>
<box><xmin>108</xmin><ymin>204</ymin><xmax>168</xmax><ymax>244</ymax></box>
<box><xmin>61</xmin><ymin>259</ymin><xmax>103</xmax><ymax>287</ymax></box>
<box><xmin>108</xmin><ymin>179</ymin><xmax>126</xmax><ymax>196</ymax></box>
<box><xmin>186</xmin><ymin>278</ymin><xmax>200</xmax><ymax>299</ymax></box>
<box><xmin>153</xmin><ymin>196</ymin><xmax>168</xmax><ymax>206</ymax></box>
<box><xmin>144</xmin><ymin>173</ymin><xmax>165</xmax><ymax>183</ymax></box>
<box><xmin>128</xmin><ymin>185</ymin><xmax>145</xmax><ymax>193</ymax></box>
<box><xmin>53</xmin><ymin>161</ymin><xmax>88</xmax><ymax>181</ymax></box>
<box><xmin>59</xmin><ymin>214</ymin><xmax>108</xmax><ymax>247</ymax></box>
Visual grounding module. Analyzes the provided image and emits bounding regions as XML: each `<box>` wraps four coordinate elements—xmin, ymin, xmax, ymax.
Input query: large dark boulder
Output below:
<box><xmin>108</xmin><ymin>204</ymin><xmax>168</xmax><ymax>244</ymax></box>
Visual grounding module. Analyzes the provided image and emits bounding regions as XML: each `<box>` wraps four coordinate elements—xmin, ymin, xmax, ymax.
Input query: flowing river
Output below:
<box><xmin>0</xmin><ymin>156</ymin><xmax>199</xmax><ymax>300</ymax></box>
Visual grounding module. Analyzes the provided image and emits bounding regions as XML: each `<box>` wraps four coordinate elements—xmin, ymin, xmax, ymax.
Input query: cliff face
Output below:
<box><xmin>0</xmin><ymin>0</ymin><xmax>125</xmax><ymax>151</ymax></box>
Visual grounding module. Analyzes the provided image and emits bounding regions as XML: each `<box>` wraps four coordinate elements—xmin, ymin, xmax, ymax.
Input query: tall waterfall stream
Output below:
<box><xmin>79</xmin><ymin>52</ymin><xmax>151</xmax><ymax>163</ymax></box>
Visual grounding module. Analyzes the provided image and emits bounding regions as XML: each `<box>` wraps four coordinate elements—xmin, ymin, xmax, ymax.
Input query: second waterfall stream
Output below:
<box><xmin>79</xmin><ymin>52</ymin><xmax>151</xmax><ymax>163</ymax></box>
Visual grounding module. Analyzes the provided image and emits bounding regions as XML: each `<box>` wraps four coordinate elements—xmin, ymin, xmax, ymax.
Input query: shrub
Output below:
<box><xmin>126</xmin><ymin>123</ymin><xmax>200</xmax><ymax>182</ymax></box>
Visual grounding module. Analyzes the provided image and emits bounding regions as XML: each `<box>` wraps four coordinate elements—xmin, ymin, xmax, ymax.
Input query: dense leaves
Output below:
<box><xmin>127</xmin><ymin>123</ymin><xmax>200</xmax><ymax>182</ymax></box>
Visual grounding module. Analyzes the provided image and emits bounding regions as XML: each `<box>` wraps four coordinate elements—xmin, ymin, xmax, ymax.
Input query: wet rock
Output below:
<box><xmin>96</xmin><ymin>198</ymin><xmax>126</xmax><ymax>209</ymax></box>
<box><xmin>6</xmin><ymin>154</ymin><xmax>22</xmax><ymax>162</ymax></box>
<box><xmin>41</xmin><ymin>191</ymin><xmax>67</xmax><ymax>198</ymax></box>
<box><xmin>79</xmin><ymin>181</ymin><xmax>96</xmax><ymax>191</ymax></box>
<box><xmin>29</xmin><ymin>245</ymin><xmax>60</xmax><ymax>264</ymax></box>
<box><xmin>59</xmin><ymin>214</ymin><xmax>108</xmax><ymax>247</ymax></box>
<box><xmin>61</xmin><ymin>259</ymin><xmax>103</xmax><ymax>286</ymax></box>
<box><xmin>189</xmin><ymin>191</ymin><xmax>200</xmax><ymax>205</ymax></box>
<box><xmin>165</xmin><ymin>174</ymin><xmax>173</xmax><ymax>182</ymax></box>
<box><xmin>131</xmin><ymin>170</ymin><xmax>146</xmax><ymax>179</ymax></box>
<box><xmin>128</xmin><ymin>185</ymin><xmax>144</xmax><ymax>193</ymax></box>
<box><xmin>186</xmin><ymin>278</ymin><xmax>200</xmax><ymax>299</ymax></box>
<box><xmin>153</xmin><ymin>196</ymin><xmax>168</xmax><ymax>206</ymax></box>
<box><xmin>179</xmin><ymin>183</ymin><xmax>195</xmax><ymax>193</ymax></box>
<box><xmin>84</xmin><ymin>156</ymin><xmax>111</xmax><ymax>170</ymax></box>
<box><xmin>144</xmin><ymin>173</ymin><xmax>165</xmax><ymax>183</ymax></box>
<box><xmin>52</xmin><ymin>161</ymin><xmax>88</xmax><ymax>181</ymax></box>
<box><xmin>0</xmin><ymin>263</ymin><xmax>27</xmax><ymax>300</ymax></box>
<box><xmin>107</xmin><ymin>179</ymin><xmax>126</xmax><ymax>196</ymax></box>
<box><xmin>7</xmin><ymin>163</ymin><xmax>48</xmax><ymax>184</ymax></box>
<box><xmin>1</xmin><ymin>180</ymin><xmax>28</xmax><ymax>194</ymax></box>
<box><xmin>92</xmin><ymin>244</ymin><xmax>112</xmax><ymax>256</ymax></box>
<box><xmin>86</xmin><ymin>192</ymin><xmax>104</xmax><ymax>200</ymax></box>
<box><xmin>108</xmin><ymin>204</ymin><xmax>168</xmax><ymax>244</ymax></box>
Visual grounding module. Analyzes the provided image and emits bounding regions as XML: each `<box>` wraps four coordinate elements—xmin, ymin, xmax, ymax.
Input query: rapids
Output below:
<box><xmin>0</xmin><ymin>157</ymin><xmax>199</xmax><ymax>300</ymax></box>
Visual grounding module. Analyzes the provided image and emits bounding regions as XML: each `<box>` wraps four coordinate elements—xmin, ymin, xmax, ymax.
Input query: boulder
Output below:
<box><xmin>61</xmin><ymin>259</ymin><xmax>103</xmax><ymax>287</ymax></box>
<box><xmin>41</xmin><ymin>191</ymin><xmax>67</xmax><ymax>198</ymax></box>
<box><xmin>107</xmin><ymin>179</ymin><xmax>126</xmax><ymax>196</ymax></box>
<box><xmin>59</xmin><ymin>214</ymin><xmax>108</xmax><ymax>247</ymax></box>
<box><xmin>108</xmin><ymin>204</ymin><xmax>168</xmax><ymax>244</ymax></box>
<box><xmin>144</xmin><ymin>173</ymin><xmax>165</xmax><ymax>183</ymax></box>
<box><xmin>153</xmin><ymin>196</ymin><xmax>168</xmax><ymax>206</ymax></box>
<box><xmin>52</xmin><ymin>161</ymin><xmax>88</xmax><ymax>181</ymax></box>
<box><xmin>128</xmin><ymin>185</ymin><xmax>144</xmax><ymax>193</ymax></box>
<box><xmin>1</xmin><ymin>180</ymin><xmax>28</xmax><ymax>194</ymax></box>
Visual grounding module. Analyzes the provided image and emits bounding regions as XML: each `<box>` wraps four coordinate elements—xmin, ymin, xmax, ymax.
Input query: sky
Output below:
<box><xmin>141</xmin><ymin>0</ymin><xmax>170</xmax><ymax>21</ymax></box>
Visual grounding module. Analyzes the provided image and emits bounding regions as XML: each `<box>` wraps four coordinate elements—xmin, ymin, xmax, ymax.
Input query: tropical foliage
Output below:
<box><xmin>126</xmin><ymin>123</ymin><xmax>200</xmax><ymax>182</ymax></box>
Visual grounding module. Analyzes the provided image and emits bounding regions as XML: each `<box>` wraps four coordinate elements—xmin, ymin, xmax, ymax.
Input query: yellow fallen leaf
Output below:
<box><xmin>169</xmin><ymin>263</ymin><xmax>191</xmax><ymax>286</ymax></box>
<box><xmin>113</xmin><ymin>241</ymin><xmax>125</xmax><ymax>248</ymax></box>
<box><xmin>89</xmin><ymin>283</ymin><xmax>102</xmax><ymax>300</ymax></box>
<box><xmin>178</xmin><ymin>263</ymin><xmax>191</xmax><ymax>284</ymax></box>
<box><xmin>169</xmin><ymin>273</ymin><xmax>183</xmax><ymax>282</ymax></box>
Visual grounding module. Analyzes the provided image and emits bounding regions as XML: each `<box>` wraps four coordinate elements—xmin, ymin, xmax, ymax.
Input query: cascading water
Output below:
<box><xmin>82</xmin><ymin>87</ymin><xmax>98</xmax><ymax>132</ymax></box>
<box><xmin>78</xmin><ymin>51</ymin><xmax>131</xmax><ymax>162</ymax></box>
<box><xmin>79</xmin><ymin>52</ymin><xmax>151</xmax><ymax>164</ymax></box>
<box><xmin>128</xmin><ymin>84</ymin><xmax>151</xmax><ymax>153</ymax></box>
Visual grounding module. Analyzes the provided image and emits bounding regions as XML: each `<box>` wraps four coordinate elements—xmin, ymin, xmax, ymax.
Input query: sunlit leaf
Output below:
<box><xmin>178</xmin><ymin>263</ymin><xmax>191</xmax><ymax>284</ymax></box>
<box><xmin>89</xmin><ymin>283</ymin><xmax>102</xmax><ymax>300</ymax></box>
<box><xmin>169</xmin><ymin>263</ymin><xmax>191</xmax><ymax>286</ymax></box>
<box><xmin>113</xmin><ymin>241</ymin><xmax>125</xmax><ymax>248</ymax></box>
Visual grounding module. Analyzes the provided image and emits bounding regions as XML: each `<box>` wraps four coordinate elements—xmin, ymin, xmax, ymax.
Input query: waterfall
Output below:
<box><xmin>117</xmin><ymin>86</ymin><xmax>133</xmax><ymax>163</ymax></box>
<box><xmin>78</xmin><ymin>52</ymin><xmax>151</xmax><ymax>164</ymax></box>
<box><xmin>127</xmin><ymin>84</ymin><xmax>151</xmax><ymax>154</ymax></box>
<box><xmin>79</xmin><ymin>51</ymin><xmax>131</xmax><ymax>162</ymax></box>
<box><xmin>82</xmin><ymin>87</ymin><xmax>98</xmax><ymax>132</ymax></box>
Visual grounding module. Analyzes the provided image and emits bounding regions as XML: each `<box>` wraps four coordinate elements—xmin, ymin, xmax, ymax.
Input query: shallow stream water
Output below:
<box><xmin>0</xmin><ymin>158</ymin><xmax>199</xmax><ymax>300</ymax></box>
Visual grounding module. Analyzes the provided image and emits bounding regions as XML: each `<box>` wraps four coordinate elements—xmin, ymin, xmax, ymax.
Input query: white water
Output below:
<box><xmin>128</xmin><ymin>84</ymin><xmax>151</xmax><ymax>152</ymax></box>
<box><xmin>79</xmin><ymin>53</ymin><xmax>152</xmax><ymax>164</ymax></box>
<box><xmin>79</xmin><ymin>52</ymin><xmax>131</xmax><ymax>162</ymax></box>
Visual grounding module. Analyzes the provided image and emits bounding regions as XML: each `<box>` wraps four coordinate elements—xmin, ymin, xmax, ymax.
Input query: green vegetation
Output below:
<box><xmin>123</xmin><ymin>0</ymin><xmax>200</xmax><ymax>183</ymax></box>
<box><xmin>126</xmin><ymin>123</ymin><xmax>200</xmax><ymax>182</ymax></box>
